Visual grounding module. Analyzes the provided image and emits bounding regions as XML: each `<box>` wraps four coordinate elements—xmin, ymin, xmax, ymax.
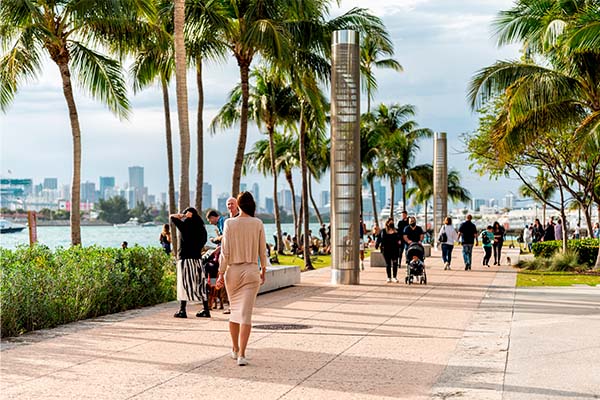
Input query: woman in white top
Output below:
<box><xmin>439</xmin><ymin>216</ymin><xmax>459</xmax><ymax>270</ymax></box>
<box><xmin>216</xmin><ymin>192</ymin><xmax>266</xmax><ymax>366</ymax></box>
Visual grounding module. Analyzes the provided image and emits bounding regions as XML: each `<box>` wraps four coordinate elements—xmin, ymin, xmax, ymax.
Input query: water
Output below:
<box><xmin>0</xmin><ymin>223</ymin><xmax>324</xmax><ymax>250</ymax></box>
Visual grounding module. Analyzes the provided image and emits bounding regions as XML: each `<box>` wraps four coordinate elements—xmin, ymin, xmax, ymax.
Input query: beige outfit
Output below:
<box><xmin>219</xmin><ymin>216</ymin><xmax>267</xmax><ymax>325</ymax></box>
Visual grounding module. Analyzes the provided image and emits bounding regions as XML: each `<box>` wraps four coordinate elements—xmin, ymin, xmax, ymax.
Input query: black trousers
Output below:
<box><xmin>384</xmin><ymin>253</ymin><xmax>398</xmax><ymax>278</ymax></box>
<box><xmin>493</xmin><ymin>242</ymin><xmax>503</xmax><ymax>263</ymax></box>
<box><xmin>483</xmin><ymin>246</ymin><xmax>492</xmax><ymax>265</ymax></box>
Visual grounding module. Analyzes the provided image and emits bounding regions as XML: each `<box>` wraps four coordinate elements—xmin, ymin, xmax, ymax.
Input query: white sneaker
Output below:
<box><xmin>231</xmin><ymin>350</ymin><xmax>238</xmax><ymax>360</ymax></box>
<box><xmin>392</xmin><ymin>278</ymin><xmax>399</xmax><ymax>283</ymax></box>
<box><xmin>386</xmin><ymin>278</ymin><xmax>392</xmax><ymax>283</ymax></box>
<box><xmin>237</xmin><ymin>356</ymin><xmax>248</xmax><ymax>366</ymax></box>
<box><xmin>444</xmin><ymin>262</ymin><xmax>449</xmax><ymax>270</ymax></box>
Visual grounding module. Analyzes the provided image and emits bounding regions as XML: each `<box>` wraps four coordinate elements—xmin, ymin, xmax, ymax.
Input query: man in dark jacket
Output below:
<box><xmin>396</xmin><ymin>211</ymin><xmax>409</xmax><ymax>264</ymax></box>
<box><xmin>458</xmin><ymin>214</ymin><xmax>478</xmax><ymax>270</ymax></box>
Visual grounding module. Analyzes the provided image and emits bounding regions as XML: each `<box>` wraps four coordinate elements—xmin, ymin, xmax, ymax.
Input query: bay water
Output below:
<box><xmin>0</xmin><ymin>223</ymin><xmax>324</xmax><ymax>250</ymax></box>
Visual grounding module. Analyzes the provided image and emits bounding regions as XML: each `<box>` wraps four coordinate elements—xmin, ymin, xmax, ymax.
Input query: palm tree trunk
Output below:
<box><xmin>542</xmin><ymin>204</ymin><xmax>547</xmax><ymax>226</ymax></box>
<box><xmin>559</xmin><ymin>185</ymin><xmax>567</xmax><ymax>253</ymax></box>
<box><xmin>57</xmin><ymin>61</ymin><xmax>81</xmax><ymax>246</ymax></box>
<box><xmin>161</xmin><ymin>78</ymin><xmax>178</xmax><ymax>255</ymax></box>
<box><xmin>194</xmin><ymin>58</ymin><xmax>204</xmax><ymax>212</ymax></box>
<box><xmin>369</xmin><ymin>176</ymin><xmax>378</xmax><ymax>227</ymax></box>
<box><xmin>285</xmin><ymin>171</ymin><xmax>298</xmax><ymax>241</ymax></box>
<box><xmin>174</xmin><ymin>0</ymin><xmax>190</xmax><ymax>210</ymax></box>
<box><xmin>268</xmin><ymin>126</ymin><xmax>284</xmax><ymax>254</ymax></box>
<box><xmin>390</xmin><ymin>180</ymin><xmax>395</xmax><ymax>221</ymax></box>
<box><xmin>300</xmin><ymin>107</ymin><xmax>313</xmax><ymax>269</ymax></box>
<box><xmin>308</xmin><ymin>174</ymin><xmax>323</xmax><ymax>226</ymax></box>
<box><xmin>401</xmin><ymin>174</ymin><xmax>407</xmax><ymax>212</ymax></box>
<box><xmin>232</xmin><ymin>60</ymin><xmax>251</xmax><ymax>196</ymax></box>
<box><xmin>424</xmin><ymin>201</ymin><xmax>428</xmax><ymax>234</ymax></box>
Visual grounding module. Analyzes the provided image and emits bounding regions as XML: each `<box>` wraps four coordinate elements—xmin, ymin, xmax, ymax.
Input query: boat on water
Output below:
<box><xmin>0</xmin><ymin>219</ymin><xmax>26</xmax><ymax>234</ymax></box>
<box><xmin>114</xmin><ymin>218</ymin><xmax>140</xmax><ymax>228</ymax></box>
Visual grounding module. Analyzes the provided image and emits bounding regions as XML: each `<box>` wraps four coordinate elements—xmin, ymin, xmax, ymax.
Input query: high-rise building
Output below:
<box><xmin>320</xmin><ymin>190</ymin><xmax>330</xmax><ymax>208</ymax></box>
<box><xmin>160</xmin><ymin>192</ymin><xmax>167</xmax><ymax>205</ymax></box>
<box><xmin>504</xmin><ymin>192</ymin><xmax>515</xmax><ymax>210</ymax></box>
<box><xmin>217</xmin><ymin>193</ymin><xmax>229</xmax><ymax>214</ymax></box>
<box><xmin>43</xmin><ymin>178</ymin><xmax>58</xmax><ymax>190</ymax></box>
<box><xmin>374</xmin><ymin>179</ymin><xmax>386</xmax><ymax>211</ymax></box>
<box><xmin>265</xmin><ymin>197</ymin><xmax>274</xmax><ymax>214</ymax></box>
<box><xmin>80</xmin><ymin>181</ymin><xmax>97</xmax><ymax>203</ymax></box>
<box><xmin>279</xmin><ymin>189</ymin><xmax>293</xmax><ymax>211</ymax></box>
<box><xmin>99</xmin><ymin>176</ymin><xmax>115</xmax><ymax>200</ymax></box>
<box><xmin>202</xmin><ymin>182</ymin><xmax>212</xmax><ymax>210</ymax></box>
<box><xmin>128</xmin><ymin>166</ymin><xmax>144</xmax><ymax>189</ymax></box>
<box><xmin>251</xmin><ymin>183</ymin><xmax>259</xmax><ymax>207</ymax></box>
<box><xmin>472</xmin><ymin>198</ymin><xmax>487</xmax><ymax>212</ymax></box>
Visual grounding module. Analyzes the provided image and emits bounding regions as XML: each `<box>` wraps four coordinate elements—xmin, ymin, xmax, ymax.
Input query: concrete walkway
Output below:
<box><xmin>2</xmin><ymin>248</ymin><xmax>599</xmax><ymax>399</ymax></box>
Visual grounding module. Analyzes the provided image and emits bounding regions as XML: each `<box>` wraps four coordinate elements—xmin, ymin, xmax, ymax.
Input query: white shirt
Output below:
<box><xmin>439</xmin><ymin>224</ymin><xmax>459</xmax><ymax>244</ymax></box>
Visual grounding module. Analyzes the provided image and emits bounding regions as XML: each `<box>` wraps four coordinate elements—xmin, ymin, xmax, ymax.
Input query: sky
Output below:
<box><xmin>0</xmin><ymin>0</ymin><xmax>524</xmax><ymax>207</ymax></box>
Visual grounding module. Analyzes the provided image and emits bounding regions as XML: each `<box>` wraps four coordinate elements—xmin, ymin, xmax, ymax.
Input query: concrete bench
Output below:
<box><xmin>258</xmin><ymin>265</ymin><xmax>301</xmax><ymax>294</ymax></box>
<box><xmin>370</xmin><ymin>251</ymin><xmax>387</xmax><ymax>268</ymax></box>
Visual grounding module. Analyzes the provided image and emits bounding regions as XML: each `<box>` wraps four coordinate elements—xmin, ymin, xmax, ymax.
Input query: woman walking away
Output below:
<box><xmin>159</xmin><ymin>224</ymin><xmax>171</xmax><ymax>255</ymax></box>
<box><xmin>216</xmin><ymin>192</ymin><xmax>266</xmax><ymax>366</ymax></box>
<box><xmin>171</xmin><ymin>207</ymin><xmax>210</xmax><ymax>318</ymax></box>
<box><xmin>492</xmin><ymin>221</ymin><xmax>505</xmax><ymax>265</ymax></box>
<box><xmin>481</xmin><ymin>225</ymin><xmax>494</xmax><ymax>267</ymax></box>
<box><xmin>376</xmin><ymin>218</ymin><xmax>401</xmax><ymax>283</ymax></box>
<box><xmin>438</xmin><ymin>216</ymin><xmax>459</xmax><ymax>270</ymax></box>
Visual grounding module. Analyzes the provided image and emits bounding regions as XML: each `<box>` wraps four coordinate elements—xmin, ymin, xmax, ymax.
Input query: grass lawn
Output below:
<box><xmin>517</xmin><ymin>270</ymin><xmax>600</xmax><ymax>287</ymax></box>
<box><xmin>271</xmin><ymin>250</ymin><xmax>372</xmax><ymax>271</ymax></box>
<box><xmin>273</xmin><ymin>253</ymin><xmax>332</xmax><ymax>270</ymax></box>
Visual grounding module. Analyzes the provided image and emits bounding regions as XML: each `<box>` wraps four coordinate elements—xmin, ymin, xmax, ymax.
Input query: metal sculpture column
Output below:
<box><xmin>330</xmin><ymin>30</ymin><xmax>360</xmax><ymax>285</ymax></box>
<box><xmin>433</xmin><ymin>132</ymin><xmax>448</xmax><ymax>244</ymax></box>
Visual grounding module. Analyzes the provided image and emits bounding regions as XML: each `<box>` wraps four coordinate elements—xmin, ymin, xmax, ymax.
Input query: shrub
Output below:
<box><xmin>0</xmin><ymin>245</ymin><xmax>176</xmax><ymax>338</ymax></box>
<box><xmin>532</xmin><ymin>239</ymin><xmax>599</xmax><ymax>267</ymax></box>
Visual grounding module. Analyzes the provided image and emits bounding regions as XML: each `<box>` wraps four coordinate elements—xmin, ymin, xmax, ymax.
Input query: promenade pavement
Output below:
<box><xmin>2</xmin><ymin>247</ymin><xmax>599</xmax><ymax>399</ymax></box>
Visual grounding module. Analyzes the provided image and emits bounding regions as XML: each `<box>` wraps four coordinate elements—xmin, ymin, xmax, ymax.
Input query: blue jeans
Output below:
<box><xmin>441</xmin><ymin>243</ymin><xmax>454</xmax><ymax>265</ymax></box>
<box><xmin>462</xmin><ymin>244</ymin><xmax>473</xmax><ymax>267</ymax></box>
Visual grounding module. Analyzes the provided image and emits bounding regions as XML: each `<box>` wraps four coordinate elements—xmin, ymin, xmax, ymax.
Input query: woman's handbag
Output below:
<box><xmin>438</xmin><ymin>230</ymin><xmax>447</xmax><ymax>243</ymax></box>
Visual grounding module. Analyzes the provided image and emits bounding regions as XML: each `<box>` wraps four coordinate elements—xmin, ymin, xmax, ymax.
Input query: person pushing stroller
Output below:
<box><xmin>403</xmin><ymin>216</ymin><xmax>427</xmax><ymax>284</ymax></box>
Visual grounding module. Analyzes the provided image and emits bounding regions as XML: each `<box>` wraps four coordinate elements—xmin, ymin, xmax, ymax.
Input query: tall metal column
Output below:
<box><xmin>433</xmin><ymin>132</ymin><xmax>448</xmax><ymax>243</ymax></box>
<box><xmin>330</xmin><ymin>30</ymin><xmax>360</xmax><ymax>285</ymax></box>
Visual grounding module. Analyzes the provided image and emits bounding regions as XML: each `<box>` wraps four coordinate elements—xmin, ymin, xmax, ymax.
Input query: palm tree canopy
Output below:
<box><xmin>0</xmin><ymin>0</ymin><xmax>155</xmax><ymax>115</ymax></box>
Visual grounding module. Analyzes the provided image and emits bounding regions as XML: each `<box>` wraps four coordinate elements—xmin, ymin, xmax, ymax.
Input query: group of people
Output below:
<box><xmin>165</xmin><ymin>192</ymin><xmax>266</xmax><ymax>367</ymax></box>
<box><xmin>374</xmin><ymin>211</ymin><xmax>426</xmax><ymax>282</ymax></box>
<box><xmin>520</xmin><ymin>218</ymin><xmax>600</xmax><ymax>252</ymax></box>
<box><xmin>436</xmin><ymin>214</ymin><xmax>507</xmax><ymax>270</ymax></box>
<box><xmin>280</xmin><ymin>224</ymin><xmax>331</xmax><ymax>256</ymax></box>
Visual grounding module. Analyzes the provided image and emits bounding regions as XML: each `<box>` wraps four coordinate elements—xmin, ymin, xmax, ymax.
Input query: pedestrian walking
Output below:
<box><xmin>481</xmin><ymin>225</ymin><xmax>494</xmax><ymax>266</ymax></box>
<box><xmin>492</xmin><ymin>221</ymin><xmax>505</xmax><ymax>265</ymax></box>
<box><xmin>216</xmin><ymin>192</ymin><xmax>267</xmax><ymax>366</ymax></box>
<box><xmin>438</xmin><ymin>216</ymin><xmax>459</xmax><ymax>270</ymax></box>
<box><xmin>523</xmin><ymin>225</ymin><xmax>532</xmax><ymax>252</ymax></box>
<box><xmin>396</xmin><ymin>211</ymin><xmax>409</xmax><ymax>265</ymax></box>
<box><xmin>376</xmin><ymin>218</ymin><xmax>401</xmax><ymax>283</ymax></box>
<box><xmin>458</xmin><ymin>214</ymin><xmax>478</xmax><ymax>270</ymax></box>
<box><xmin>171</xmin><ymin>207</ymin><xmax>210</xmax><ymax>319</ymax></box>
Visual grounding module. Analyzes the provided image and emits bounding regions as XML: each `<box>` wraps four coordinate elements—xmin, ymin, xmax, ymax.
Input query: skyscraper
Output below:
<box><xmin>320</xmin><ymin>190</ymin><xmax>330</xmax><ymax>208</ymax></box>
<box><xmin>265</xmin><ymin>197</ymin><xmax>274</xmax><ymax>214</ymax></box>
<box><xmin>128</xmin><ymin>166</ymin><xmax>144</xmax><ymax>189</ymax></box>
<box><xmin>202</xmin><ymin>182</ymin><xmax>212</xmax><ymax>210</ymax></box>
<box><xmin>80</xmin><ymin>181</ymin><xmax>97</xmax><ymax>204</ymax></box>
<box><xmin>217</xmin><ymin>193</ymin><xmax>229</xmax><ymax>214</ymax></box>
<box><xmin>251</xmin><ymin>183</ymin><xmax>259</xmax><ymax>207</ymax></box>
<box><xmin>99</xmin><ymin>176</ymin><xmax>115</xmax><ymax>200</ymax></box>
<box><xmin>43</xmin><ymin>178</ymin><xmax>58</xmax><ymax>190</ymax></box>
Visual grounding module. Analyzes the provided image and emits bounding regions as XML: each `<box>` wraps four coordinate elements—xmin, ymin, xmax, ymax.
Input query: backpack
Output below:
<box><xmin>481</xmin><ymin>231</ymin><xmax>490</xmax><ymax>245</ymax></box>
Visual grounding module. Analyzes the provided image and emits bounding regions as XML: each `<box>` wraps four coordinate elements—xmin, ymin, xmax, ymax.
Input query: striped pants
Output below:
<box><xmin>176</xmin><ymin>258</ymin><xmax>207</xmax><ymax>302</ymax></box>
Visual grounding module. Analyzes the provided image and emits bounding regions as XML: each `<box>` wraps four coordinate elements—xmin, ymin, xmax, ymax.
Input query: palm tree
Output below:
<box><xmin>130</xmin><ymin>3</ymin><xmax>178</xmax><ymax>253</ymax></box>
<box><xmin>360</xmin><ymin>33</ymin><xmax>403</xmax><ymax>113</ymax></box>
<box><xmin>361</xmin><ymin>111</ymin><xmax>385</xmax><ymax>226</ymax></box>
<box><xmin>211</xmin><ymin>65</ymin><xmax>299</xmax><ymax>253</ymax></box>
<box><xmin>407</xmin><ymin>165</ymin><xmax>472</xmax><ymax>232</ymax></box>
<box><xmin>372</xmin><ymin>103</ymin><xmax>433</xmax><ymax>211</ymax></box>
<box><xmin>218</xmin><ymin>0</ymin><xmax>292</xmax><ymax>197</ymax></box>
<box><xmin>184</xmin><ymin>0</ymin><xmax>228</xmax><ymax>211</ymax></box>
<box><xmin>0</xmin><ymin>0</ymin><xmax>152</xmax><ymax>245</ymax></box>
<box><xmin>173</xmin><ymin>0</ymin><xmax>191</xmax><ymax>210</ymax></box>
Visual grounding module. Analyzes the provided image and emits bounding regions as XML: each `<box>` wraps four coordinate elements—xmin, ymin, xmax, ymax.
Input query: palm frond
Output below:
<box><xmin>0</xmin><ymin>29</ymin><xmax>42</xmax><ymax>111</ymax></box>
<box><xmin>68</xmin><ymin>41</ymin><xmax>130</xmax><ymax>118</ymax></box>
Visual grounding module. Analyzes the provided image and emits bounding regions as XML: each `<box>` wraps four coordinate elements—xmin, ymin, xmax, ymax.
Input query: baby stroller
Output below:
<box><xmin>405</xmin><ymin>243</ymin><xmax>427</xmax><ymax>285</ymax></box>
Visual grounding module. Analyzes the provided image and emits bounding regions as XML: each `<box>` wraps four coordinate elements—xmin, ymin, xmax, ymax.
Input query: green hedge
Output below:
<box><xmin>0</xmin><ymin>245</ymin><xmax>176</xmax><ymax>338</ymax></box>
<box><xmin>532</xmin><ymin>239</ymin><xmax>599</xmax><ymax>267</ymax></box>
